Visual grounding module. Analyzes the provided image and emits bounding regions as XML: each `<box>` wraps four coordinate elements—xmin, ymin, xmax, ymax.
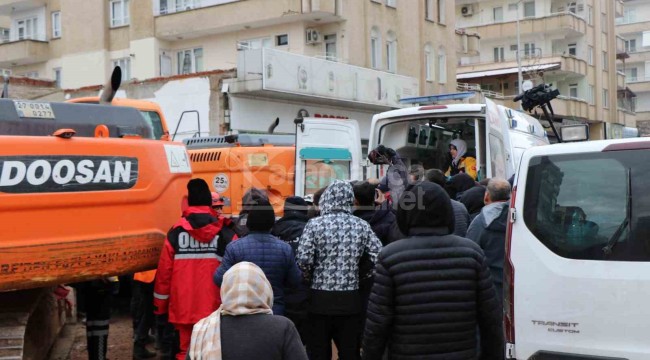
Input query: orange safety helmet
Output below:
<box><xmin>211</xmin><ymin>192</ymin><xmax>225</xmax><ymax>207</ymax></box>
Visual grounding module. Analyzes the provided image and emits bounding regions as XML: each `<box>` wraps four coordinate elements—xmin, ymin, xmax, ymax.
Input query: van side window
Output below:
<box><xmin>524</xmin><ymin>152</ymin><xmax>650</xmax><ymax>261</ymax></box>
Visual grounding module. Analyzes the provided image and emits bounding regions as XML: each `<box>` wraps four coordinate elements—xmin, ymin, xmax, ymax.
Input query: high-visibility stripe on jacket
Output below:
<box><xmin>154</xmin><ymin>206</ymin><xmax>237</xmax><ymax>325</ymax></box>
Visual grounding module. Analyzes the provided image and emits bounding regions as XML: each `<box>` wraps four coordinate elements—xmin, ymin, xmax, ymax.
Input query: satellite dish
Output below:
<box><xmin>522</xmin><ymin>80</ymin><xmax>534</xmax><ymax>92</ymax></box>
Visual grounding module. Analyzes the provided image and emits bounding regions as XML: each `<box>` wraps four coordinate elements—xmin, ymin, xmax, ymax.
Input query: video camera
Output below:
<box><xmin>513</xmin><ymin>83</ymin><xmax>560</xmax><ymax>112</ymax></box>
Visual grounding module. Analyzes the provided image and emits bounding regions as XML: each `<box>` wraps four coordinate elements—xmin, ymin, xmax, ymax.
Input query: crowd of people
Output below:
<box><xmin>123</xmin><ymin>143</ymin><xmax>512</xmax><ymax>360</ymax></box>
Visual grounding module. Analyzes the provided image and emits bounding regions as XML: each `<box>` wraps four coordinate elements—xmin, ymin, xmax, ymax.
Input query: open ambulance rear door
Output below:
<box><xmin>294</xmin><ymin>118</ymin><xmax>362</xmax><ymax>197</ymax></box>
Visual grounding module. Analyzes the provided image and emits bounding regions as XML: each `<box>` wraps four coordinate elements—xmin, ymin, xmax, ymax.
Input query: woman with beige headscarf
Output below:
<box><xmin>188</xmin><ymin>262</ymin><xmax>307</xmax><ymax>360</ymax></box>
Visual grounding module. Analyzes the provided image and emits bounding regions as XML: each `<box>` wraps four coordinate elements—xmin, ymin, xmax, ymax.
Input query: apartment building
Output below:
<box><xmin>455</xmin><ymin>0</ymin><xmax>636</xmax><ymax>140</ymax></box>
<box><xmin>617</xmin><ymin>0</ymin><xmax>650</xmax><ymax>135</ymax></box>
<box><xmin>0</xmin><ymin>0</ymin><xmax>477</xmax><ymax>138</ymax></box>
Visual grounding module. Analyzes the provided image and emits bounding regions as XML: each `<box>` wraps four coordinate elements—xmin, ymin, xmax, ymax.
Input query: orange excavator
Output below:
<box><xmin>0</xmin><ymin>68</ymin><xmax>191</xmax><ymax>359</ymax></box>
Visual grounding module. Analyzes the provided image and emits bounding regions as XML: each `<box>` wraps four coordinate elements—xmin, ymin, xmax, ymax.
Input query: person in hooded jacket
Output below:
<box><xmin>466</xmin><ymin>178</ymin><xmax>511</xmax><ymax>307</ymax></box>
<box><xmin>154</xmin><ymin>179</ymin><xmax>238</xmax><ymax>360</ymax></box>
<box><xmin>361</xmin><ymin>182</ymin><xmax>503</xmax><ymax>360</ymax></box>
<box><xmin>214</xmin><ymin>197</ymin><xmax>302</xmax><ymax>316</ymax></box>
<box><xmin>445</xmin><ymin>139</ymin><xmax>477</xmax><ymax>180</ymax></box>
<box><xmin>297</xmin><ymin>180</ymin><xmax>382</xmax><ymax>360</ymax></box>
<box><xmin>460</xmin><ymin>185</ymin><xmax>488</xmax><ymax>222</ymax></box>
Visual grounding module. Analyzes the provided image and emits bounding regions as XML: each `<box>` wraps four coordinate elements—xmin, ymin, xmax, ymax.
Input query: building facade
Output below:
<box><xmin>617</xmin><ymin>0</ymin><xmax>650</xmax><ymax>135</ymax></box>
<box><xmin>0</xmin><ymin>0</ymin><xmax>478</xmax><ymax>138</ymax></box>
<box><xmin>455</xmin><ymin>0</ymin><xmax>635</xmax><ymax>139</ymax></box>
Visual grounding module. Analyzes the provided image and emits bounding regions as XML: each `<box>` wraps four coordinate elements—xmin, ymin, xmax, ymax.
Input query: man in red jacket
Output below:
<box><xmin>154</xmin><ymin>179</ymin><xmax>237</xmax><ymax>360</ymax></box>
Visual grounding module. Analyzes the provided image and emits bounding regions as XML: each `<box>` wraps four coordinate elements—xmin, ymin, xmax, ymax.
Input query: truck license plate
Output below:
<box><xmin>14</xmin><ymin>101</ymin><xmax>55</xmax><ymax>119</ymax></box>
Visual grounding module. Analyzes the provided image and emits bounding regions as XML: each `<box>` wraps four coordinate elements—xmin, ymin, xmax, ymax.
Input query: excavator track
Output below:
<box><xmin>0</xmin><ymin>289</ymin><xmax>68</xmax><ymax>360</ymax></box>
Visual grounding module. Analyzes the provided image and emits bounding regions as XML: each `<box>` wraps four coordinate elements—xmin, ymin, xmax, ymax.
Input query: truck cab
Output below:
<box><xmin>367</xmin><ymin>99</ymin><xmax>549</xmax><ymax>181</ymax></box>
<box><xmin>67</xmin><ymin>97</ymin><xmax>170</xmax><ymax>141</ymax></box>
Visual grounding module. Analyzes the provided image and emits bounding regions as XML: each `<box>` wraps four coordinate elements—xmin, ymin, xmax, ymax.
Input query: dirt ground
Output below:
<box><xmin>48</xmin><ymin>288</ymin><xmax>164</xmax><ymax>360</ymax></box>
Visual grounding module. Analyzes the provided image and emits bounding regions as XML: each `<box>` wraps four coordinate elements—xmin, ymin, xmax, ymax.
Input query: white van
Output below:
<box><xmin>506</xmin><ymin>138</ymin><xmax>650</xmax><ymax>359</ymax></box>
<box><xmin>367</xmin><ymin>99</ymin><xmax>549</xmax><ymax>181</ymax></box>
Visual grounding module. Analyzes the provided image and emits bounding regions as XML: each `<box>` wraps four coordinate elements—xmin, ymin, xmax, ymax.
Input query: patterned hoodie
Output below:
<box><xmin>297</xmin><ymin>180</ymin><xmax>382</xmax><ymax>315</ymax></box>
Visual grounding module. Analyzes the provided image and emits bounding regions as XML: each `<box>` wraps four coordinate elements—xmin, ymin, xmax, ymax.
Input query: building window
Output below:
<box><xmin>524</xmin><ymin>43</ymin><xmax>536</xmax><ymax>58</ymax></box>
<box><xmin>386</xmin><ymin>0</ymin><xmax>396</xmax><ymax>8</ymax></box>
<box><xmin>438</xmin><ymin>46</ymin><xmax>447</xmax><ymax>84</ymax></box>
<box><xmin>601</xmin><ymin>13</ymin><xmax>607</xmax><ymax>33</ymax></box>
<box><xmin>569</xmin><ymin>83</ymin><xmax>578</xmax><ymax>98</ymax></box>
<box><xmin>51</xmin><ymin>11</ymin><xmax>61</xmax><ymax>38</ymax></box>
<box><xmin>589</xmin><ymin>85</ymin><xmax>595</xmax><ymax>104</ymax></box>
<box><xmin>508</xmin><ymin>3</ymin><xmax>518</xmax><ymax>11</ymax></box>
<box><xmin>325</xmin><ymin>34</ymin><xmax>337</xmax><ymax>61</ymax></box>
<box><xmin>238</xmin><ymin>37</ymin><xmax>271</xmax><ymax>50</ymax></box>
<box><xmin>1</xmin><ymin>28</ymin><xmax>9</xmax><ymax>42</ymax></box>
<box><xmin>177</xmin><ymin>48</ymin><xmax>203</xmax><ymax>74</ymax></box>
<box><xmin>22</xmin><ymin>72</ymin><xmax>39</xmax><ymax>78</ymax></box>
<box><xmin>625</xmin><ymin>68</ymin><xmax>638</xmax><ymax>82</ymax></box>
<box><xmin>602</xmin><ymin>51</ymin><xmax>608</xmax><ymax>70</ymax></box>
<box><xmin>112</xmin><ymin>58</ymin><xmax>131</xmax><ymax>81</ymax></box>
<box><xmin>568</xmin><ymin>43</ymin><xmax>577</xmax><ymax>56</ymax></box>
<box><xmin>386</xmin><ymin>31</ymin><xmax>397</xmax><ymax>73</ymax></box>
<box><xmin>176</xmin><ymin>0</ymin><xmax>195</xmax><ymax>12</ymax></box>
<box><xmin>425</xmin><ymin>0</ymin><xmax>434</xmax><ymax>21</ymax></box>
<box><xmin>493</xmin><ymin>7</ymin><xmax>503</xmax><ymax>22</ymax></box>
<box><xmin>110</xmin><ymin>0</ymin><xmax>130</xmax><ymax>27</ymax></box>
<box><xmin>625</xmin><ymin>39</ymin><xmax>636</xmax><ymax>53</ymax></box>
<box><xmin>370</xmin><ymin>27</ymin><xmax>381</xmax><ymax>69</ymax></box>
<box><xmin>587</xmin><ymin>6</ymin><xmax>593</xmax><ymax>25</ymax></box>
<box><xmin>424</xmin><ymin>43</ymin><xmax>434</xmax><ymax>81</ymax></box>
<box><xmin>494</xmin><ymin>47</ymin><xmax>505</xmax><ymax>62</ymax></box>
<box><xmin>523</xmin><ymin>1</ymin><xmax>535</xmax><ymax>17</ymax></box>
<box><xmin>16</xmin><ymin>18</ymin><xmax>39</xmax><ymax>40</ymax></box>
<box><xmin>588</xmin><ymin>45</ymin><xmax>594</xmax><ymax>65</ymax></box>
<box><xmin>437</xmin><ymin>0</ymin><xmax>445</xmax><ymax>24</ymax></box>
<box><xmin>53</xmin><ymin>68</ymin><xmax>61</xmax><ymax>87</ymax></box>
<box><xmin>276</xmin><ymin>34</ymin><xmax>288</xmax><ymax>46</ymax></box>
<box><xmin>567</xmin><ymin>1</ymin><xmax>577</xmax><ymax>13</ymax></box>
<box><xmin>603</xmin><ymin>89</ymin><xmax>609</xmax><ymax>108</ymax></box>
<box><xmin>622</xmin><ymin>8</ymin><xmax>636</xmax><ymax>24</ymax></box>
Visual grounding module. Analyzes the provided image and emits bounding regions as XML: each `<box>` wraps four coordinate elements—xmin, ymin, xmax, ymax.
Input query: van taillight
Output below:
<box><xmin>504</xmin><ymin>185</ymin><xmax>517</xmax><ymax>347</ymax></box>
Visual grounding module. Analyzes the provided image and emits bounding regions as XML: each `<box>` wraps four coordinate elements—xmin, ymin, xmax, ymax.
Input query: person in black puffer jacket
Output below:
<box><xmin>361</xmin><ymin>182</ymin><xmax>503</xmax><ymax>360</ymax></box>
<box><xmin>271</xmin><ymin>196</ymin><xmax>311</xmax><ymax>344</ymax></box>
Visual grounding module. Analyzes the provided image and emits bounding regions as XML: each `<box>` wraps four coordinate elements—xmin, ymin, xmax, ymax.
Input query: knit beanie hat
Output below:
<box><xmin>247</xmin><ymin>198</ymin><xmax>276</xmax><ymax>232</ymax></box>
<box><xmin>284</xmin><ymin>196</ymin><xmax>308</xmax><ymax>214</ymax></box>
<box><xmin>187</xmin><ymin>178</ymin><xmax>212</xmax><ymax>206</ymax></box>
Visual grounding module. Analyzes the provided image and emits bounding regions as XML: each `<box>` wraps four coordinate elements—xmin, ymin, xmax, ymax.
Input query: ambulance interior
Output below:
<box><xmin>376</xmin><ymin>117</ymin><xmax>488</xmax><ymax>179</ymax></box>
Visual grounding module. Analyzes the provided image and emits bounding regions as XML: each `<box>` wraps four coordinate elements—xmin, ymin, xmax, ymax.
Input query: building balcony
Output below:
<box><xmin>628</xmin><ymin>78</ymin><xmax>650</xmax><ymax>93</ymax></box>
<box><xmin>552</xmin><ymin>96</ymin><xmax>590</xmax><ymax>120</ymax></box>
<box><xmin>616</xmin><ymin>20</ymin><xmax>650</xmax><ymax>35</ymax></box>
<box><xmin>455</xmin><ymin>29</ymin><xmax>480</xmax><ymax>56</ymax></box>
<box><xmin>0</xmin><ymin>39</ymin><xmax>49</xmax><ymax>67</ymax></box>
<box><xmin>228</xmin><ymin>48</ymin><xmax>419</xmax><ymax>111</ymax></box>
<box><xmin>617</xmin><ymin>71</ymin><xmax>626</xmax><ymax>89</ymax></box>
<box><xmin>459</xmin><ymin>12</ymin><xmax>587</xmax><ymax>40</ymax></box>
<box><xmin>627</xmin><ymin>50</ymin><xmax>650</xmax><ymax>64</ymax></box>
<box><xmin>617</xmin><ymin>110</ymin><xmax>636</xmax><ymax>128</ymax></box>
<box><xmin>615</xmin><ymin>0</ymin><xmax>624</xmax><ymax>18</ymax></box>
<box><xmin>616</xmin><ymin>35</ymin><xmax>629</xmax><ymax>60</ymax></box>
<box><xmin>457</xmin><ymin>54</ymin><xmax>587</xmax><ymax>80</ymax></box>
<box><xmin>154</xmin><ymin>0</ymin><xmax>341</xmax><ymax>40</ymax></box>
<box><xmin>0</xmin><ymin>0</ymin><xmax>45</xmax><ymax>13</ymax></box>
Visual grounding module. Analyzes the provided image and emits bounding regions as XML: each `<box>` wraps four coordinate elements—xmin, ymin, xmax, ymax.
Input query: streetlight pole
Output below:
<box><xmin>516</xmin><ymin>0</ymin><xmax>523</xmax><ymax>96</ymax></box>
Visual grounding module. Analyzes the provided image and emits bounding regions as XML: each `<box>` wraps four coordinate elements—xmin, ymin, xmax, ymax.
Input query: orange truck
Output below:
<box><xmin>183</xmin><ymin>118</ymin><xmax>363</xmax><ymax>217</ymax></box>
<box><xmin>0</xmin><ymin>70</ymin><xmax>191</xmax><ymax>358</ymax></box>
